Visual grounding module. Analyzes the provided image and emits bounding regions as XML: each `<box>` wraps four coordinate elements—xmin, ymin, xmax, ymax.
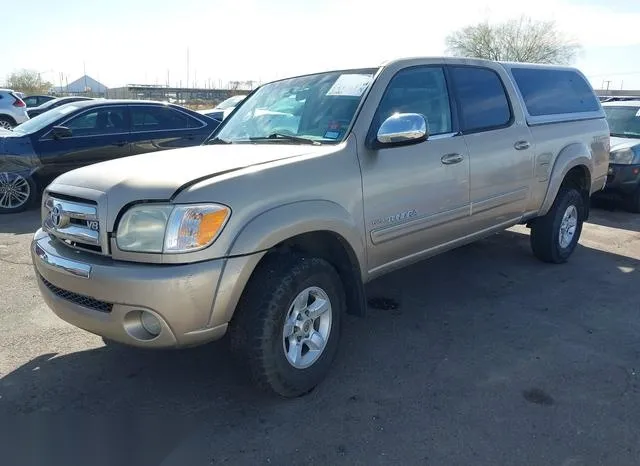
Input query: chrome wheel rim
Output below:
<box><xmin>0</xmin><ymin>120</ymin><xmax>12</xmax><ymax>130</ymax></box>
<box><xmin>282</xmin><ymin>286</ymin><xmax>332</xmax><ymax>369</ymax></box>
<box><xmin>559</xmin><ymin>204</ymin><xmax>578</xmax><ymax>249</ymax></box>
<box><xmin>0</xmin><ymin>172</ymin><xmax>30</xmax><ymax>210</ymax></box>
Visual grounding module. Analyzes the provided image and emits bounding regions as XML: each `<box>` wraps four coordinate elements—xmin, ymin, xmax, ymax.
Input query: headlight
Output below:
<box><xmin>610</xmin><ymin>148</ymin><xmax>640</xmax><ymax>165</ymax></box>
<box><xmin>116</xmin><ymin>203</ymin><xmax>230</xmax><ymax>253</ymax></box>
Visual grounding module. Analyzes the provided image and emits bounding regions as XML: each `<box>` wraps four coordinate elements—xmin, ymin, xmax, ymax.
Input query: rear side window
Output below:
<box><xmin>450</xmin><ymin>66</ymin><xmax>512</xmax><ymax>133</ymax></box>
<box><xmin>131</xmin><ymin>106</ymin><xmax>197</xmax><ymax>131</ymax></box>
<box><xmin>511</xmin><ymin>68</ymin><xmax>600</xmax><ymax>116</ymax></box>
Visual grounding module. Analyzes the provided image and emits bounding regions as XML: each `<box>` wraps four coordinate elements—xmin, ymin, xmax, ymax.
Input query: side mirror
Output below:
<box><xmin>376</xmin><ymin>113</ymin><xmax>428</xmax><ymax>146</ymax></box>
<box><xmin>51</xmin><ymin>126</ymin><xmax>72</xmax><ymax>139</ymax></box>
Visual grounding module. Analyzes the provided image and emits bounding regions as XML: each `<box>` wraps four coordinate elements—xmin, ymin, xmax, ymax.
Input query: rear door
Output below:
<box><xmin>129</xmin><ymin>105</ymin><xmax>207</xmax><ymax>156</ymax></box>
<box><xmin>33</xmin><ymin>105</ymin><xmax>131</xmax><ymax>178</ymax></box>
<box><xmin>448</xmin><ymin>65</ymin><xmax>535</xmax><ymax>232</ymax></box>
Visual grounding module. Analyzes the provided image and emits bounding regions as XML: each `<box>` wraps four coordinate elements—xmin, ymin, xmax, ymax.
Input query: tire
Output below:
<box><xmin>0</xmin><ymin>116</ymin><xmax>15</xmax><ymax>130</ymax></box>
<box><xmin>0</xmin><ymin>172</ymin><xmax>37</xmax><ymax>214</ymax></box>
<box><xmin>229</xmin><ymin>253</ymin><xmax>345</xmax><ymax>398</ymax></box>
<box><xmin>625</xmin><ymin>187</ymin><xmax>640</xmax><ymax>213</ymax></box>
<box><xmin>530</xmin><ymin>187</ymin><xmax>584</xmax><ymax>264</ymax></box>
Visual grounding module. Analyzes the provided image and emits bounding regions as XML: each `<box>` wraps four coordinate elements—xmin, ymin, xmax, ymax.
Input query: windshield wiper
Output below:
<box><xmin>206</xmin><ymin>137</ymin><xmax>232</xmax><ymax>145</ymax></box>
<box><xmin>249</xmin><ymin>133</ymin><xmax>321</xmax><ymax>145</ymax></box>
<box><xmin>611</xmin><ymin>132</ymin><xmax>640</xmax><ymax>139</ymax></box>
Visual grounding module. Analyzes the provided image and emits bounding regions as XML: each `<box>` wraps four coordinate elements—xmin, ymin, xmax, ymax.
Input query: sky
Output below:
<box><xmin>2</xmin><ymin>0</ymin><xmax>640</xmax><ymax>90</ymax></box>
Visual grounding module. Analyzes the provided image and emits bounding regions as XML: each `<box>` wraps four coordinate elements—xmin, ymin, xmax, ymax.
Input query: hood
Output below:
<box><xmin>51</xmin><ymin>143</ymin><xmax>327</xmax><ymax>201</ymax></box>
<box><xmin>610</xmin><ymin>136</ymin><xmax>640</xmax><ymax>152</ymax></box>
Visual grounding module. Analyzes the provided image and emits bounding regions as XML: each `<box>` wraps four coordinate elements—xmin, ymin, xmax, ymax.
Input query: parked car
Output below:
<box><xmin>198</xmin><ymin>94</ymin><xmax>248</xmax><ymax>121</ymax></box>
<box><xmin>31</xmin><ymin>58</ymin><xmax>608</xmax><ymax>397</ymax></box>
<box><xmin>23</xmin><ymin>95</ymin><xmax>56</xmax><ymax>108</ymax></box>
<box><xmin>27</xmin><ymin>96</ymin><xmax>95</xmax><ymax>118</ymax></box>
<box><xmin>0</xmin><ymin>100</ymin><xmax>218</xmax><ymax>213</ymax></box>
<box><xmin>0</xmin><ymin>89</ymin><xmax>29</xmax><ymax>129</ymax></box>
<box><xmin>596</xmin><ymin>99</ymin><xmax>640</xmax><ymax>211</ymax></box>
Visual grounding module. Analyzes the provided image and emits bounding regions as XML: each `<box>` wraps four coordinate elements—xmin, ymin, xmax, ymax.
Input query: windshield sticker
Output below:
<box><xmin>636</xmin><ymin>108</ymin><xmax>640</xmax><ymax>117</ymax></box>
<box><xmin>326</xmin><ymin>74</ymin><xmax>372</xmax><ymax>97</ymax></box>
<box><xmin>324</xmin><ymin>130</ymin><xmax>340</xmax><ymax>139</ymax></box>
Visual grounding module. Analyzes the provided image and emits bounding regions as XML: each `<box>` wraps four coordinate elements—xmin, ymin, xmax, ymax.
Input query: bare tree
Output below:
<box><xmin>446</xmin><ymin>16</ymin><xmax>581</xmax><ymax>65</ymax></box>
<box><xmin>6</xmin><ymin>69</ymin><xmax>53</xmax><ymax>94</ymax></box>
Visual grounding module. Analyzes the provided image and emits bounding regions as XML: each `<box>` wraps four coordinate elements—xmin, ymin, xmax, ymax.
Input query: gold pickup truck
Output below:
<box><xmin>31</xmin><ymin>57</ymin><xmax>609</xmax><ymax>397</ymax></box>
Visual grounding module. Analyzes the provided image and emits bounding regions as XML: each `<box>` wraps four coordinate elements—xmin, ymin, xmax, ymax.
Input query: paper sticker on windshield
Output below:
<box><xmin>326</xmin><ymin>74</ymin><xmax>372</xmax><ymax>97</ymax></box>
<box><xmin>636</xmin><ymin>108</ymin><xmax>640</xmax><ymax>117</ymax></box>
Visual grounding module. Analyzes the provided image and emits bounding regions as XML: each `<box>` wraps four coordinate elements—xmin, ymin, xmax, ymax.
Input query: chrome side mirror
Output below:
<box><xmin>376</xmin><ymin>113</ymin><xmax>428</xmax><ymax>145</ymax></box>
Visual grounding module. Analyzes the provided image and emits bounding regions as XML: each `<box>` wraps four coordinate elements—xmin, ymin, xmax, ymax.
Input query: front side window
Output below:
<box><xmin>512</xmin><ymin>68</ymin><xmax>600</xmax><ymax>116</ymax></box>
<box><xmin>66</xmin><ymin>107</ymin><xmax>127</xmax><ymax>136</ymax></box>
<box><xmin>214</xmin><ymin>69</ymin><xmax>378</xmax><ymax>144</ymax></box>
<box><xmin>604</xmin><ymin>106</ymin><xmax>640</xmax><ymax>139</ymax></box>
<box><xmin>373</xmin><ymin>66</ymin><xmax>452</xmax><ymax>136</ymax></box>
<box><xmin>131</xmin><ymin>106</ymin><xmax>193</xmax><ymax>131</ymax></box>
<box><xmin>450</xmin><ymin>66</ymin><xmax>512</xmax><ymax>133</ymax></box>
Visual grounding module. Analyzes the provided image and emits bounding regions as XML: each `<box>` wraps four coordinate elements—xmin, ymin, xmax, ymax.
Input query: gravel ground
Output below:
<box><xmin>1</xmin><ymin>205</ymin><xmax>640</xmax><ymax>466</ymax></box>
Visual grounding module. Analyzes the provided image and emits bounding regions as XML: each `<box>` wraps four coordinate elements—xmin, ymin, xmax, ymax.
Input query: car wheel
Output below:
<box><xmin>0</xmin><ymin>172</ymin><xmax>37</xmax><ymax>214</ymax></box>
<box><xmin>0</xmin><ymin>116</ymin><xmax>15</xmax><ymax>130</ymax></box>
<box><xmin>230</xmin><ymin>253</ymin><xmax>344</xmax><ymax>398</ymax></box>
<box><xmin>530</xmin><ymin>187</ymin><xmax>584</xmax><ymax>263</ymax></box>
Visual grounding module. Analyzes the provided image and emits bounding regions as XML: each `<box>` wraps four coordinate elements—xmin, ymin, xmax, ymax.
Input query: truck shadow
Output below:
<box><xmin>0</xmin><ymin>209</ymin><xmax>40</xmax><ymax>235</ymax></box>
<box><xmin>2</xmin><ymin>229</ymin><xmax>640</xmax><ymax>464</ymax></box>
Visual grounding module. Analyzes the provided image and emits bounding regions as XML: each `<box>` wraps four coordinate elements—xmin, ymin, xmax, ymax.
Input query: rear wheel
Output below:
<box><xmin>0</xmin><ymin>172</ymin><xmax>37</xmax><ymax>214</ymax></box>
<box><xmin>0</xmin><ymin>116</ymin><xmax>15</xmax><ymax>130</ymax></box>
<box><xmin>530</xmin><ymin>187</ymin><xmax>584</xmax><ymax>263</ymax></box>
<box><xmin>230</xmin><ymin>253</ymin><xmax>344</xmax><ymax>398</ymax></box>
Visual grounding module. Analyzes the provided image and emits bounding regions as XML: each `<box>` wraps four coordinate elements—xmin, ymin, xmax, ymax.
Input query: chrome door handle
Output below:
<box><xmin>441</xmin><ymin>153</ymin><xmax>464</xmax><ymax>165</ymax></box>
<box><xmin>514</xmin><ymin>140</ymin><xmax>530</xmax><ymax>151</ymax></box>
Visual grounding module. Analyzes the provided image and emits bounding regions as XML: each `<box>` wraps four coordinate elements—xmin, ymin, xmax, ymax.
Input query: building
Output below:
<box><xmin>53</xmin><ymin>75</ymin><xmax>108</xmax><ymax>97</ymax></box>
<box><xmin>105</xmin><ymin>85</ymin><xmax>243</xmax><ymax>106</ymax></box>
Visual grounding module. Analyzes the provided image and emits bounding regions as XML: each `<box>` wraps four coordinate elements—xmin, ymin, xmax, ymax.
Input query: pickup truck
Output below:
<box><xmin>31</xmin><ymin>57</ymin><xmax>609</xmax><ymax>397</ymax></box>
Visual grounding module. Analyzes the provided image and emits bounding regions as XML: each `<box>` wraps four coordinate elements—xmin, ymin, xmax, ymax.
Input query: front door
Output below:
<box><xmin>448</xmin><ymin>65</ymin><xmax>535</xmax><ymax>231</ymax></box>
<box><xmin>358</xmin><ymin>65</ymin><xmax>471</xmax><ymax>275</ymax></box>
<box><xmin>34</xmin><ymin>105</ymin><xmax>131</xmax><ymax>180</ymax></box>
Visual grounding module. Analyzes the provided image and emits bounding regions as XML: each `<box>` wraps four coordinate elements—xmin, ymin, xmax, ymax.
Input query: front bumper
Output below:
<box><xmin>31</xmin><ymin>229</ymin><xmax>262</xmax><ymax>348</ymax></box>
<box><xmin>598</xmin><ymin>163</ymin><xmax>640</xmax><ymax>197</ymax></box>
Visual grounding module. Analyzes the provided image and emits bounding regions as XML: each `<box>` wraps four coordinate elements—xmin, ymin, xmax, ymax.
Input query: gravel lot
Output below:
<box><xmin>1</xmin><ymin>204</ymin><xmax>640</xmax><ymax>466</ymax></box>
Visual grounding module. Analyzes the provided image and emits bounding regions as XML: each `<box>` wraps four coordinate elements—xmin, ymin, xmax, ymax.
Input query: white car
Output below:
<box><xmin>198</xmin><ymin>94</ymin><xmax>248</xmax><ymax>121</ymax></box>
<box><xmin>0</xmin><ymin>89</ymin><xmax>29</xmax><ymax>129</ymax></box>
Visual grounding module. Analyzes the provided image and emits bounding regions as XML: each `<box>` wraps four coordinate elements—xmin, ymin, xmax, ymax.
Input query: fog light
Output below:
<box><xmin>140</xmin><ymin>311</ymin><xmax>162</xmax><ymax>336</ymax></box>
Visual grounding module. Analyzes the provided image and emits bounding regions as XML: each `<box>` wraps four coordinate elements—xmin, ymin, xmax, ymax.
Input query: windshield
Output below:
<box><xmin>215</xmin><ymin>95</ymin><xmax>246</xmax><ymax>110</ymax></box>
<box><xmin>604</xmin><ymin>106</ymin><xmax>640</xmax><ymax>139</ymax></box>
<box><xmin>213</xmin><ymin>69</ymin><xmax>377</xmax><ymax>144</ymax></box>
<box><xmin>13</xmin><ymin>104</ymin><xmax>80</xmax><ymax>134</ymax></box>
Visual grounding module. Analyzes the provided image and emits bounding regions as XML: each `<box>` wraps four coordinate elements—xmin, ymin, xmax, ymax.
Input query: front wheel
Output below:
<box><xmin>230</xmin><ymin>253</ymin><xmax>344</xmax><ymax>398</ymax></box>
<box><xmin>530</xmin><ymin>187</ymin><xmax>584</xmax><ymax>263</ymax></box>
<box><xmin>0</xmin><ymin>172</ymin><xmax>37</xmax><ymax>214</ymax></box>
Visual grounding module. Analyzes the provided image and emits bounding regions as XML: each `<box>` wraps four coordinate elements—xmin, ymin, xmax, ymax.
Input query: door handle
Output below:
<box><xmin>112</xmin><ymin>141</ymin><xmax>128</xmax><ymax>147</ymax></box>
<box><xmin>441</xmin><ymin>153</ymin><xmax>464</xmax><ymax>165</ymax></box>
<box><xmin>514</xmin><ymin>140</ymin><xmax>530</xmax><ymax>151</ymax></box>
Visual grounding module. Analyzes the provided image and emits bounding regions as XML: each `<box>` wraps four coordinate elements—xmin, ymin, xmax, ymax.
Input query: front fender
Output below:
<box><xmin>227</xmin><ymin>200</ymin><xmax>366</xmax><ymax>274</ymax></box>
<box><xmin>539</xmin><ymin>143</ymin><xmax>593</xmax><ymax>216</ymax></box>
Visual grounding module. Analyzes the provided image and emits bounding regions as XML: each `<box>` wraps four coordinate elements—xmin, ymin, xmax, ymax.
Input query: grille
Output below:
<box><xmin>39</xmin><ymin>275</ymin><xmax>113</xmax><ymax>313</ymax></box>
<box><xmin>43</xmin><ymin>193</ymin><xmax>106</xmax><ymax>255</ymax></box>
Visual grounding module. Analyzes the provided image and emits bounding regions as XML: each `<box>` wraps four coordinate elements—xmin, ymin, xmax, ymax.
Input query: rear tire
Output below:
<box><xmin>229</xmin><ymin>253</ymin><xmax>344</xmax><ymax>398</ymax></box>
<box><xmin>0</xmin><ymin>116</ymin><xmax>15</xmax><ymax>130</ymax></box>
<box><xmin>530</xmin><ymin>187</ymin><xmax>584</xmax><ymax>264</ymax></box>
<box><xmin>625</xmin><ymin>186</ymin><xmax>640</xmax><ymax>213</ymax></box>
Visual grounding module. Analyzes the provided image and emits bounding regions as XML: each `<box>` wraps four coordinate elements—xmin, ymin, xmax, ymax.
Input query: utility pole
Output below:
<box><xmin>603</xmin><ymin>80</ymin><xmax>612</xmax><ymax>91</ymax></box>
<box><xmin>186</xmin><ymin>48</ymin><xmax>190</xmax><ymax>89</ymax></box>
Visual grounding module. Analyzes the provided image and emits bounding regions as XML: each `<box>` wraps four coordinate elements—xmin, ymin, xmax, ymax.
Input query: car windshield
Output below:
<box><xmin>213</xmin><ymin>69</ymin><xmax>378</xmax><ymax>144</ymax></box>
<box><xmin>604</xmin><ymin>106</ymin><xmax>640</xmax><ymax>139</ymax></box>
<box><xmin>215</xmin><ymin>95</ymin><xmax>246</xmax><ymax>110</ymax></box>
<box><xmin>13</xmin><ymin>104</ymin><xmax>80</xmax><ymax>134</ymax></box>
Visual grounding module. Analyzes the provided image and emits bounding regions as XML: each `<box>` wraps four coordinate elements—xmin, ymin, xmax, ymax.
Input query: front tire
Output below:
<box><xmin>530</xmin><ymin>187</ymin><xmax>584</xmax><ymax>263</ymax></box>
<box><xmin>0</xmin><ymin>172</ymin><xmax>37</xmax><ymax>214</ymax></box>
<box><xmin>230</xmin><ymin>253</ymin><xmax>345</xmax><ymax>398</ymax></box>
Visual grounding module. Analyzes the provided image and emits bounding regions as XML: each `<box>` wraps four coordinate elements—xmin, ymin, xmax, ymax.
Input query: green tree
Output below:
<box><xmin>6</xmin><ymin>69</ymin><xmax>53</xmax><ymax>94</ymax></box>
<box><xmin>445</xmin><ymin>16</ymin><xmax>581</xmax><ymax>65</ymax></box>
